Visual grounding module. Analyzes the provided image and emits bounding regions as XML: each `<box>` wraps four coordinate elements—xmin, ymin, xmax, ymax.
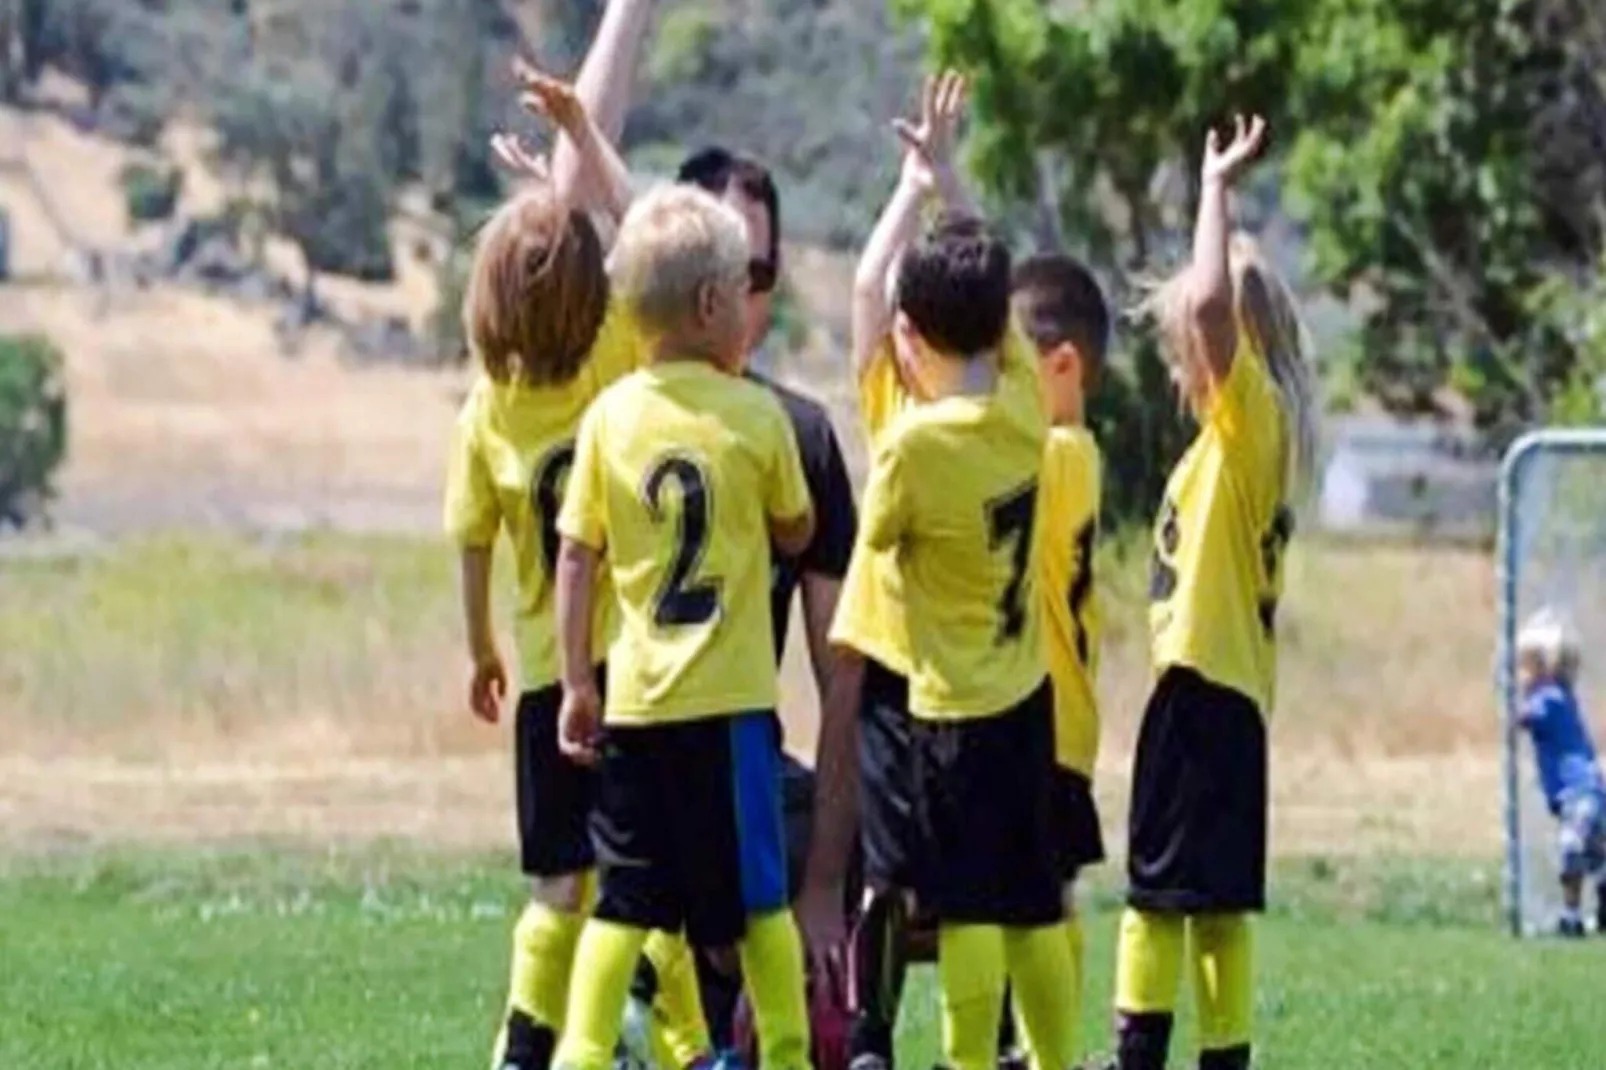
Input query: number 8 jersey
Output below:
<box><xmin>558</xmin><ymin>360</ymin><xmax>812</xmax><ymax>725</ymax></box>
<box><xmin>859</xmin><ymin>332</ymin><xmax>1049</xmax><ymax>721</ymax></box>
<box><xmin>1148</xmin><ymin>338</ymin><xmax>1290</xmax><ymax>715</ymax></box>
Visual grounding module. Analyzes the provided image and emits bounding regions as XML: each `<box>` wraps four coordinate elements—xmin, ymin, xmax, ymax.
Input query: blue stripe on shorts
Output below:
<box><xmin>728</xmin><ymin>711</ymin><xmax>788</xmax><ymax>913</ymax></box>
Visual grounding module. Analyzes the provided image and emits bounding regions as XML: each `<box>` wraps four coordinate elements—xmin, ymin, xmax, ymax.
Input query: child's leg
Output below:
<box><xmin>555</xmin><ymin>919</ymin><xmax>651</xmax><ymax>1070</ymax></box>
<box><xmin>640</xmin><ymin>930</ymin><xmax>712</xmax><ymax>1069</ymax></box>
<box><xmin>1112</xmin><ymin>909</ymin><xmax>1185</xmax><ymax>1070</ymax></box>
<box><xmin>738</xmin><ymin>910</ymin><xmax>812</xmax><ymax>1070</ymax></box>
<box><xmin>1002</xmin><ymin>922</ymin><xmax>1077</xmax><ymax>1070</ymax></box>
<box><xmin>496</xmin><ymin>687</ymin><xmax>602</xmax><ymax>1070</ymax></box>
<box><xmin>848</xmin><ymin>885</ymin><xmax>911</xmax><ymax>1067</ymax></box>
<box><xmin>1188</xmin><ymin>914</ymin><xmax>1253</xmax><ymax>1070</ymax></box>
<box><xmin>493</xmin><ymin>873</ymin><xmax>595</xmax><ymax>1070</ymax></box>
<box><xmin>939</xmin><ymin>924</ymin><xmax>1008</xmax><ymax>1070</ymax></box>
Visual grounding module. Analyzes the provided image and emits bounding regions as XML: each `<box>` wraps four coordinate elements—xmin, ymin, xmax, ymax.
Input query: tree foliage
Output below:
<box><xmin>0</xmin><ymin>334</ymin><xmax>68</xmax><ymax>530</ymax></box>
<box><xmin>904</xmin><ymin>0</ymin><xmax>1606</xmax><ymax>518</ymax></box>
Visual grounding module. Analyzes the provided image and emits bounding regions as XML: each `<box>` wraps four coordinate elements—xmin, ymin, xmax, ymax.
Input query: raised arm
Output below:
<box><xmin>549</xmin><ymin>0</ymin><xmax>655</xmax><ymax>216</ymax></box>
<box><xmin>852</xmin><ymin>71</ymin><xmax>973</xmax><ymax>378</ymax></box>
<box><xmin>1186</xmin><ymin>114</ymin><xmax>1267</xmax><ymax>384</ymax></box>
<box><xmin>511</xmin><ymin>60</ymin><xmax>635</xmax><ymax>224</ymax></box>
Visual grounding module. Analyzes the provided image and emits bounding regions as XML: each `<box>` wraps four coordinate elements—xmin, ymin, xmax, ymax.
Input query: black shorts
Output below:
<box><xmin>911</xmin><ymin>680</ymin><xmax>1064</xmax><ymax>927</ymax></box>
<box><xmin>591</xmin><ymin>711</ymin><xmax>790</xmax><ymax>947</ymax></box>
<box><xmin>514</xmin><ymin>674</ymin><xmax>601</xmax><ymax>878</ymax></box>
<box><xmin>1126</xmin><ymin>666</ymin><xmax>1267</xmax><ymax>914</ymax></box>
<box><xmin>1051</xmin><ymin>767</ymin><xmax>1106</xmax><ymax>881</ymax></box>
<box><xmin>858</xmin><ymin>659</ymin><xmax>922</xmax><ymax>891</ymax></box>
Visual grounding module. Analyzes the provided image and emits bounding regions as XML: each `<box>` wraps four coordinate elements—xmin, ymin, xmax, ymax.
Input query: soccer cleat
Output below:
<box><xmin>1559</xmin><ymin>915</ymin><xmax>1587</xmax><ymax>938</ymax></box>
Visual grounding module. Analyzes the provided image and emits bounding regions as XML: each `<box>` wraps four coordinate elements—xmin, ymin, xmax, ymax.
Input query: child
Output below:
<box><xmin>446</xmin><ymin>62</ymin><xmax>709</xmax><ymax>1070</ymax></box>
<box><xmin>1111</xmin><ymin>115</ymin><xmax>1319</xmax><ymax>1070</ymax></box>
<box><xmin>1517</xmin><ymin>609</ymin><xmax>1606</xmax><ymax>937</ymax></box>
<box><xmin>551</xmin><ymin>183</ymin><xmax>817</xmax><ymax>1070</ymax></box>
<box><xmin>1012</xmin><ymin>254</ymin><xmax>1114</xmax><ymax>1058</ymax></box>
<box><xmin>840</xmin><ymin>72</ymin><xmax>1079</xmax><ymax>1070</ymax></box>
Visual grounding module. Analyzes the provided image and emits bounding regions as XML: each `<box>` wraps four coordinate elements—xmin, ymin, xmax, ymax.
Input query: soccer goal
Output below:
<box><xmin>1497</xmin><ymin>429</ymin><xmax>1606</xmax><ymax>936</ymax></box>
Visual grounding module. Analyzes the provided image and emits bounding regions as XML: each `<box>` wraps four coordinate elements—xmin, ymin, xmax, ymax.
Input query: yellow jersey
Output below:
<box><xmin>860</xmin><ymin>336</ymin><xmax>1049</xmax><ymax>719</ymax></box>
<box><xmin>1149</xmin><ymin>340</ymin><xmax>1290</xmax><ymax>714</ymax></box>
<box><xmin>443</xmin><ymin>301</ymin><xmax>643</xmax><ymax>691</ymax></box>
<box><xmin>1038</xmin><ymin>426</ymin><xmax>1102</xmax><ymax>777</ymax></box>
<box><xmin>829</xmin><ymin>342</ymin><xmax>916</xmax><ymax>676</ymax></box>
<box><xmin>557</xmin><ymin>360</ymin><xmax>813</xmax><ymax>724</ymax></box>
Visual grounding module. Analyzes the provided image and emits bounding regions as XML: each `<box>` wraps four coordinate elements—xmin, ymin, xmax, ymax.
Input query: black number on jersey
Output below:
<box><xmin>531</xmin><ymin>442</ymin><xmax>577</xmax><ymax>577</ymax></box>
<box><xmin>1068</xmin><ymin>518</ymin><xmax>1096</xmax><ymax>666</ymax></box>
<box><xmin>1257</xmin><ymin>505</ymin><xmax>1294</xmax><ymax>635</ymax></box>
<box><xmin>642</xmin><ymin>455</ymin><xmax>722</xmax><ymax>627</ymax></box>
<box><xmin>985</xmin><ymin>481</ymin><xmax>1038</xmax><ymax>644</ymax></box>
<box><xmin>1149</xmin><ymin>499</ymin><xmax>1180</xmax><ymax>603</ymax></box>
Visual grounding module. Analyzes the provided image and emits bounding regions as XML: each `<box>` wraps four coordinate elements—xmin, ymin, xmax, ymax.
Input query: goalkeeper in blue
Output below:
<box><xmin>1517</xmin><ymin>609</ymin><xmax>1606</xmax><ymax>937</ymax></box>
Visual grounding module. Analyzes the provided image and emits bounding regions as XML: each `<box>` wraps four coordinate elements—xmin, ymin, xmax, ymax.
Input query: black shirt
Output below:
<box><xmin>747</xmin><ymin>370</ymin><xmax>858</xmax><ymax>663</ymax></box>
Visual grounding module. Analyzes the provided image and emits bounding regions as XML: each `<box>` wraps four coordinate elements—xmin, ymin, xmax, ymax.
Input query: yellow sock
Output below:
<box><xmin>1114</xmin><ymin>909</ymin><xmax>1184</xmax><ymax>1015</ymax></box>
<box><xmin>737</xmin><ymin>910</ymin><xmax>811</xmax><ymax>1070</ymax></box>
<box><xmin>1002</xmin><ymin>923</ymin><xmax>1076</xmax><ymax>1070</ymax></box>
<box><xmin>1189</xmin><ymin>914</ymin><xmax>1253</xmax><ymax>1051</ymax></box>
<box><xmin>554</xmin><ymin>919</ymin><xmax>649</xmax><ymax>1070</ymax></box>
<box><xmin>642</xmin><ymin>930</ymin><xmax>711</xmax><ymax>1069</ymax></box>
<box><xmin>1063</xmin><ymin>912</ymin><xmax>1085</xmax><ymax>1061</ymax></box>
<box><xmin>938</xmin><ymin>924</ymin><xmax>1007</xmax><ymax>1070</ymax></box>
<box><xmin>507</xmin><ymin>900</ymin><xmax>588</xmax><ymax>1027</ymax></box>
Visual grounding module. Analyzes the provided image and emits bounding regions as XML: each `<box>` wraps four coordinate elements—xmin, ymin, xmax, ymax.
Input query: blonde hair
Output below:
<box><xmin>462</xmin><ymin>187</ymin><xmax>608</xmax><ymax>386</ymax></box>
<box><xmin>1138</xmin><ymin>233</ymin><xmax>1320</xmax><ymax>496</ymax></box>
<box><xmin>1519</xmin><ymin>608</ymin><xmax>1582</xmax><ymax>683</ymax></box>
<box><xmin>610</xmin><ymin>184</ymin><xmax>749</xmax><ymax>336</ymax></box>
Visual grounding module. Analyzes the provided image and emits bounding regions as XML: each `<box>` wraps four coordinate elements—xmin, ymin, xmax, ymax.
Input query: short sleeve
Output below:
<box><xmin>557</xmin><ymin>403</ymin><xmax>608</xmax><ymax>550</ymax></box>
<box><xmin>799</xmin><ymin>415</ymin><xmax>858</xmax><ymax>579</ymax></box>
<box><xmin>766</xmin><ymin>408</ymin><xmax>814</xmax><ymax>525</ymax></box>
<box><xmin>1207</xmin><ymin>339</ymin><xmax>1284</xmax><ymax>475</ymax></box>
<box><xmin>443</xmin><ymin>396</ymin><xmax>500</xmax><ymax>547</ymax></box>
<box><xmin>858</xmin><ymin>340</ymin><xmax>910</xmax><ymax>446</ymax></box>
<box><xmin>861</xmin><ymin>434</ymin><xmax>911</xmax><ymax>553</ymax></box>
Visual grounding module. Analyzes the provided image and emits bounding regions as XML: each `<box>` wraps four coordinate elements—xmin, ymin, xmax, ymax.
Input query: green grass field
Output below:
<box><xmin>3</xmin><ymin>849</ymin><xmax>1601</xmax><ymax>1070</ymax></box>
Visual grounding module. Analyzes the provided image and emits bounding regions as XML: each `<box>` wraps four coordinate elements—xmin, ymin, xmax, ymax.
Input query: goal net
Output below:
<box><xmin>1498</xmin><ymin>429</ymin><xmax>1606</xmax><ymax>935</ymax></box>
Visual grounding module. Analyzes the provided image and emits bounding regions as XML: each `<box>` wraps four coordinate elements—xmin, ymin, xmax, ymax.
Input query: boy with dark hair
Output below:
<box><xmin>1012</xmin><ymin>253</ymin><xmax>1113</xmax><ymax>1058</ymax></box>
<box><xmin>837</xmin><ymin>72</ymin><xmax>1078</xmax><ymax>1070</ymax></box>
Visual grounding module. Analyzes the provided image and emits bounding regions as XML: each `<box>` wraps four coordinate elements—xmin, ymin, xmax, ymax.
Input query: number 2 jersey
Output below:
<box><xmin>859</xmin><ymin>335</ymin><xmax>1049</xmax><ymax>721</ymax></box>
<box><xmin>1038</xmin><ymin>426</ymin><xmax>1102</xmax><ymax>778</ymax></box>
<box><xmin>1149</xmin><ymin>338</ymin><xmax>1290</xmax><ymax>715</ymax></box>
<box><xmin>442</xmin><ymin>300</ymin><xmax>643</xmax><ymax>692</ymax></box>
<box><xmin>557</xmin><ymin>360</ymin><xmax>813</xmax><ymax>725</ymax></box>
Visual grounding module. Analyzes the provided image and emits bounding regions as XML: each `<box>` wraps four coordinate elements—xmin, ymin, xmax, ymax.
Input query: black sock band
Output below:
<box><xmin>1199</xmin><ymin>1043</ymin><xmax>1251</xmax><ymax>1070</ymax></box>
<box><xmin>500</xmin><ymin>1010</ymin><xmax>556</xmax><ymax>1070</ymax></box>
<box><xmin>1116</xmin><ymin>1010</ymin><xmax>1174</xmax><ymax>1070</ymax></box>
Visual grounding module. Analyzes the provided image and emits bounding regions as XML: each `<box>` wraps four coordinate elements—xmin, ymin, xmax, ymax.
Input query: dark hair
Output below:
<box><xmin>1011</xmin><ymin>254</ymin><xmax>1111</xmax><ymax>384</ymax></box>
<box><xmin>895</xmin><ymin>213</ymin><xmax>1012</xmax><ymax>360</ymax></box>
<box><xmin>463</xmin><ymin>188</ymin><xmax>608</xmax><ymax>386</ymax></box>
<box><xmin>676</xmin><ymin>146</ymin><xmax>781</xmax><ymax>275</ymax></box>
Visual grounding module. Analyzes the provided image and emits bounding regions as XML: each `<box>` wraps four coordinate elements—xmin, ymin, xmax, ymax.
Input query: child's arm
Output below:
<box><xmin>851</xmin><ymin>71</ymin><xmax>971</xmax><ymax>379</ymax></box>
<box><xmin>555</xmin><ymin>538</ymin><xmax>602</xmax><ymax>764</ymax></box>
<box><xmin>1185</xmin><ymin>114</ymin><xmax>1267</xmax><ymax>385</ymax></box>
<box><xmin>546</xmin><ymin>0</ymin><xmax>654</xmax><ymax>219</ymax></box>
<box><xmin>459</xmin><ymin>547</ymin><xmax>506</xmax><ymax>723</ymax></box>
<box><xmin>505</xmin><ymin>61</ymin><xmax>635</xmax><ymax>226</ymax></box>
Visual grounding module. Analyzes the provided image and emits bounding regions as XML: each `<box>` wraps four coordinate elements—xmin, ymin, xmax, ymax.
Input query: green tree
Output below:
<box><xmin>0</xmin><ymin>334</ymin><xmax>68</xmax><ymax>530</ymax></box>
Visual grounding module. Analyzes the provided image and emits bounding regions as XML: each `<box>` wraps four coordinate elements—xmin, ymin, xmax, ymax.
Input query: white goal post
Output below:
<box><xmin>1497</xmin><ymin>428</ymin><xmax>1606</xmax><ymax>936</ymax></box>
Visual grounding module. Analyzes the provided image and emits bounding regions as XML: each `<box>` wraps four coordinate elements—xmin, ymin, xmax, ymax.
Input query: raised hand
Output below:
<box><xmin>489</xmin><ymin>130</ymin><xmax>550</xmax><ymax>182</ymax></box>
<box><xmin>513</xmin><ymin>56</ymin><xmax>587</xmax><ymax>136</ymax></box>
<box><xmin>1201</xmin><ymin>113</ymin><xmax>1268</xmax><ymax>187</ymax></box>
<box><xmin>893</xmin><ymin>69</ymin><xmax>968</xmax><ymax>192</ymax></box>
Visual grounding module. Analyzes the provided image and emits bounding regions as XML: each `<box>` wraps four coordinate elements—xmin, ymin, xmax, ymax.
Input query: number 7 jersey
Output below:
<box><xmin>859</xmin><ymin>337</ymin><xmax>1049</xmax><ymax>721</ymax></box>
<box><xmin>558</xmin><ymin>360</ymin><xmax>813</xmax><ymax>725</ymax></box>
<box><xmin>1038</xmin><ymin>426</ymin><xmax>1102</xmax><ymax>778</ymax></box>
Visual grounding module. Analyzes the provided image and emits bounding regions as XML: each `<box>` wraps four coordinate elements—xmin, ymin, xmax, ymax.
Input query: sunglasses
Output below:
<box><xmin>747</xmin><ymin>258</ymin><xmax>779</xmax><ymax>296</ymax></box>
